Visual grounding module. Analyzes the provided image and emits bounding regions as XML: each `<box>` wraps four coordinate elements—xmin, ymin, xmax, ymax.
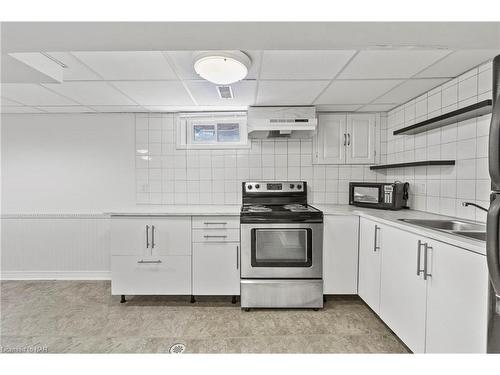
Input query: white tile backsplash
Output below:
<box><xmin>383</xmin><ymin>61</ymin><xmax>493</xmax><ymax>221</ymax></box>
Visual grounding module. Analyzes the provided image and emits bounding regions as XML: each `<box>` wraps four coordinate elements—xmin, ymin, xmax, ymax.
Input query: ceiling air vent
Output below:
<box><xmin>216</xmin><ymin>85</ymin><xmax>233</xmax><ymax>99</ymax></box>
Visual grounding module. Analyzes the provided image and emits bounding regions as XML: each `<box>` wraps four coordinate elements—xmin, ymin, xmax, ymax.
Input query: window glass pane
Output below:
<box><xmin>217</xmin><ymin>123</ymin><xmax>240</xmax><ymax>142</ymax></box>
<box><xmin>193</xmin><ymin>124</ymin><xmax>215</xmax><ymax>142</ymax></box>
<box><xmin>255</xmin><ymin>229</ymin><xmax>307</xmax><ymax>263</ymax></box>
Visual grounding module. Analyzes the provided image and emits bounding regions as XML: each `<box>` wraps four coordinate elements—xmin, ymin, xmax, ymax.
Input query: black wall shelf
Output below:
<box><xmin>393</xmin><ymin>99</ymin><xmax>492</xmax><ymax>136</ymax></box>
<box><xmin>370</xmin><ymin>160</ymin><xmax>456</xmax><ymax>170</ymax></box>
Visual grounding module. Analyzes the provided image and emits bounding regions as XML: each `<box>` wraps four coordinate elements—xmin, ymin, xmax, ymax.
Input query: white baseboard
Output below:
<box><xmin>1</xmin><ymin>271</ymin><xmax>111</xmax><ymax>280</ymax></box>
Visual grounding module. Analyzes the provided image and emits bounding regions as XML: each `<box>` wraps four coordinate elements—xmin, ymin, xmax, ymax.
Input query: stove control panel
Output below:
<box><xmin>244</xmin><ymin>181</ymin><xmax>305</xmax><ymax>193</ymax></box>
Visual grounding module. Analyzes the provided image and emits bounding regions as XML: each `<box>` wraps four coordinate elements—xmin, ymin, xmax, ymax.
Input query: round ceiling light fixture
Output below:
<box><xmin>193</xmin><ymin>51</ymin><xmax>251</xmax><ymax>85</ymax></box>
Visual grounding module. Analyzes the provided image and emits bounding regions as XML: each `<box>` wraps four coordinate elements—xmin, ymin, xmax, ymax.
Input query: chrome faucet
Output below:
<box><xmin>462</xmin><ymin>202</ymin><xmax>489</xmax><ymax>212</ymax></box>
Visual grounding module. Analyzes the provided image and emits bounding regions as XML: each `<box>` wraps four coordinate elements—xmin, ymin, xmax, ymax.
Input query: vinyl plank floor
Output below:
<box><xmin>0</xmin><ymin>281</ymin><xmax>409</xmax><ymax>354</ymax></box>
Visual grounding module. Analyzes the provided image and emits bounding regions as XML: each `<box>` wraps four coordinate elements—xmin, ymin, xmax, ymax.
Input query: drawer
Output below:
<box><xmin>192</xmin><ymin>228</ymin><xmax>240</xmax><ymax>242</ymax></box>
<box><xmin>111</xmin><ymin>255</ymin><xmax>191</xmax><ymax>295</ymax></box>
<box><xmin>192</xmin><ymin>216</ymin><xmax>240</xmax><ymax>229</ymax></box>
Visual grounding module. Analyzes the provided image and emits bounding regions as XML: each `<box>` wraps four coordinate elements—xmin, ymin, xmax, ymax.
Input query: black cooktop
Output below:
<box><xmin>240</xmin><ymin>203</ymin><xmax>323</xmax><ymax>223</ymax></box>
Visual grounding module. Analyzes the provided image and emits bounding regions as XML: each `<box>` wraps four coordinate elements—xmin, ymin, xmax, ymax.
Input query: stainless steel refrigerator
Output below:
<box><xmin>487</xmin><ymin>54</ymin><xmax>500</xmax><ymax>353</ymax></box>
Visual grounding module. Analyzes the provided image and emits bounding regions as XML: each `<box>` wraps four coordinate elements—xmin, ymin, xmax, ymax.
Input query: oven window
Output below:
<box><xmin>353</xmin><ymin>186</ymin><xmax>380</xmax><ymax>203</ymax></box>
<box><xmin>251</xmin><ymin>228</ymin><xmax>312</xmax><ymax>267</ymax></box>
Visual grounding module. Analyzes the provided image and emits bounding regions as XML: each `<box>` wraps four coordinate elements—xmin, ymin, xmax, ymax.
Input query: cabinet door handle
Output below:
<box><xmin>137</xmin><ymin>259</ymin><xmax>162</xmax><ymax>264</ymax></box>
<box><xmin>424</xmin><ymin>243</ymin><xmax>432</xmax><ymax>280</ymax></box>
<box><xmin>236</xmin><ymin>245</ymin><xmax>239</xmax><ymax>269</ymax></box>
<box><xmin>373</xmin><ymin>225</ymin><xmax>380</xmax><ymax>252</ymax></box>
<box><xmin>203</xmin><ymin>222</ymin><xmax>227</xmax><ymax>225</ymax></box>
<box><xmin>343</xmin><ymin>133</ymin><xmax>347</xmax><ymax>146</ymax></box>
<box><xmin>416</xmin><ymin>240</ymin><xmax>424</xmax><ymax>276</ymax></box>
<box><xmin>151</xmin><ymin>225</ymin><xmax>155</xmax><ymax>249</ymax></box>
<box><xmin>204</xmin><ymin>235</ymin><xmax>228</xmax><ymax>239</ymax></box>
<box><xmin>145</xmin><ymin>225</ymin><xmax>150</xmax><ymax>248</ymax></box>
<box><xmin>347</xmin><ymin>133</ymin><xmax>351</xmax><ymax>146</ymax></box>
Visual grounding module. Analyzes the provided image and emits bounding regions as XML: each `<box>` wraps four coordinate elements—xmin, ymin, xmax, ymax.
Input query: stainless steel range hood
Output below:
<box><xmin>247</xmin><ymin>106</ymin><xmax>317</xmax><ymax>139</ymax></box>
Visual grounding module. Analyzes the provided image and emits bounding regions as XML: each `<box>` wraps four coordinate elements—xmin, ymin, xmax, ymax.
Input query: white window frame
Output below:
<box><xmin>176</xmin><ymin>112</ymin><xmax>249</xmax><ymax>149</ymax></box>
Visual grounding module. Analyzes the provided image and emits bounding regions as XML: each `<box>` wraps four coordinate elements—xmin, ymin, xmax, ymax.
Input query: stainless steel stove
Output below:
<box><xmin>240</xmin><ymin>181</ymin><xmax>324</xmax><ymax>310</ymax></box>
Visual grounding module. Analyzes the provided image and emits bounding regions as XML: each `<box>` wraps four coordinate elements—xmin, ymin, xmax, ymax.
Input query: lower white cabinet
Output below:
<box><xmin>379</xmin><ymin>225</ymin><xmax>427</xmax><ymax>353</ymax></box>
<box><xmin>323</xmin><ymin>215</ymin><xmax>359</xmax><ymax>294</ymax></box>
<box><xmin>358</xmin><ymin>218</ymin><xmax>382</xmax><ymax>313</ymax></box>
<box><xmin>425</xmin><ymin>239</ymin><xmax>488</xmax><ymax>353</ymax></box>
<box><xmin>358</xmin><ymin>217</ymin><xmax>489</xmax><ymax>353</ymax></box>
<box><xmin>192</xmin><ymin>242</ymin><xmax>240</xmax><ymax>295</ymax></box>
<box><xmin>111</xmin><ymin>255</ymin><xmax>191</xmax><ymax>295</ymax></box>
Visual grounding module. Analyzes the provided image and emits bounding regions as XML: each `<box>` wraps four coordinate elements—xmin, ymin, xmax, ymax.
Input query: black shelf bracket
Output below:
<box><xmin>370</xmin><ymin>160</ymin><xmax>456</xmax><ymax>170</ymax></box>
<box><xmin>393</xmin><ymin>99</ymin><xmax>492</xmax><ymax>136</ymax></box>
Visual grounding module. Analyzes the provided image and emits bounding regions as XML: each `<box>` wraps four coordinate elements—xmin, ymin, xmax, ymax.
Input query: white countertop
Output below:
<box><xmin>315</xmin><ymin>204</ymin><xmax>486</xmax><ymax>255</ymax></box>
<box><xmin>106</xmin><ymin>205</ymin><xmax>241</xmax><ymax>216</ymax></box>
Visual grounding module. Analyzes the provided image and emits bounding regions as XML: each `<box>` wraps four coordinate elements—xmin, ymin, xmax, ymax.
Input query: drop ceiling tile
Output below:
<box><xmin>1</xmin><ymin>97</ymin><xmax>22</xmax><ymax>106</ymax></box>
<box><xmin>112</xmin><ymin>81</ymin><xmax>194</xmax><ymax>106</ymax></box>
<box><xmin>316</xmin><ymin>104</ymin><xmax>363</xmax><ymax>112</ymax></box>
<box><xmin>338</xmin><ymin>50</ymin><xmax>451</xmax><ymax>79</ymax></box>
<box><xmin>144</xmin><ymin>105</ymin><xmax>248</xmax><ymax>112</ymax></box>
<box><xmin>1</xmin><ymin>83</ymin><xmax>77</xmax><ymax>105</ymax></box>
<box><xmin>315</xmin><ymin>80</ymin><xmax>402</xmax><ymax>105</ymax></box>
<box><xmin>90</xmin><ymin>105</ymin><xmax>148</xmax><ymax>113</ymax></box>
<box><xmin>42</xmin><ymin>82</ymin><xmax>137</xmax><ymax>105</ymax></box>
<box><xmin>1</xmin><ymin>106</ymin><xmax>46</xmax><ymax>113</ymax></box>
<box><xmin>260</xmin><ymin>50</ymin><xmax>356</xmax><ymax>79</ymax></box>
<box><xmin>357</xmin><ymin>104</ymin><xmax>397</xmax><ymax>112</ymax></box>
<box><xmin>373</xmin><ymin>78</ymin><xmax>448</xmax><ymax>104</ymax></box>
<box><xmin>45</xmin><ymin>52</ymin><xmax>101</xmax><ymax>81</ymax></box>
<box><xmin>37</xmin><ymin>106</ymin><xmax>96</xmax><ymax>113</ymax></box>
<box><xmin>256</xmin><ymin>80</ymin><xmax>329</xmax><ymax>105</ymax></box>
<box><xmin>166</xmin><ymin>50</ymin><xmax>261</xmax><ymax>80</ymax></box>
<box><xmin>415</xmin><ymin>50</ymin><xmax>498</xmax><ymax>78</ymax></box>
<box><xmin>73</xmin><ymin>51</ymin><xmax>177</xmax><ymax>80</ymax></box>
<box><xmin>185</xmin><ymin>80</ymin><xmax>256</xmax><ymax>105</ymax></box>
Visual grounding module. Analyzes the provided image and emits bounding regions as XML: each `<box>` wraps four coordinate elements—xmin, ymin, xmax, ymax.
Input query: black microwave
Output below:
<box><xmin>349</xmin><ymin>182</ymin><xmax>409</xmax><ymax>210</ymax></box>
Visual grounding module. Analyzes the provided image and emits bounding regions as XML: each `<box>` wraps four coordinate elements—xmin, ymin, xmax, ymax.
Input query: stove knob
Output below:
<box><xmin>247</xmin><ymin>185</ymin><xmax>253</xmax><ymax>190</ymax></box>
<box><xmin>297</xmin><ymin>184</ymin><xmax>302</xmax><ymax>190</ymax></box>
<box><xmin>255</xmin><ymin>184</ymin><xmax>260</xmax><ymax>189</ymax></box>
<box><xmin>289</xmin><ymin>184</ymin><xmax>295</xmax><ymax>189</ymax></box>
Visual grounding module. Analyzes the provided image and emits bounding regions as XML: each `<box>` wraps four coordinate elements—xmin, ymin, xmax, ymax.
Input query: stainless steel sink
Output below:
<box><xmin>398</xmin><ymin>218</ymin><xmax>486</xmax><ymax>241</ymax></box>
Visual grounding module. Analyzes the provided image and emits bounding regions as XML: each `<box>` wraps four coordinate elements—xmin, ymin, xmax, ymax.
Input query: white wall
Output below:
<box><xmin>1</xmin><ymin>113</ymin><xmax>136</xmax><ymax>213</ymax></box>
<box><xmin>381</xmin><ymin>61</ymin><xmax>493</xmax><ymax>222</ymax></box>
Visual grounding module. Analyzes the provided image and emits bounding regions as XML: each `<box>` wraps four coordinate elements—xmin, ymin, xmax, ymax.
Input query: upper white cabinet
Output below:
<box><xmin>323</xmin><ymin>215</ymin><xmax>359</xmax><ymax>294</ymax></box>
<box><xmin>313</xmin><ymin>113</ymin><xmax>377</xmax><ymax>165</ymax></box>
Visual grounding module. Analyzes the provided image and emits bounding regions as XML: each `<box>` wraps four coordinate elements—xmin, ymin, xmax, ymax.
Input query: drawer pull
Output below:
<box><xmin>203</xmin><ymin>222</ymin><xmax>228</xmax><ymax>225</ymax></box>
<box><xmin>137</xmin><ymin>259</ymin><xmax>162</xmax><ymax>264</ymax></box>
<box><xmin>204</xmin><ymin>235</ymin><xmax>228</xmax><ymax>239</ymax></box>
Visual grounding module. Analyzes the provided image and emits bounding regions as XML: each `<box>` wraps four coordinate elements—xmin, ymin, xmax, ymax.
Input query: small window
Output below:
<box><xmin>177</xmin><ymin>113</ymin><xmax>248</xmax><ymax>149</ymax></box>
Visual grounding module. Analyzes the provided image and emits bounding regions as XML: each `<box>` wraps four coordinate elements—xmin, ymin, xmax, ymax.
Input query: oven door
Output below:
<box><xmin>240</xmin><ymin>223</ymin><xmax>323</xmax><ymax>279</ymax></box>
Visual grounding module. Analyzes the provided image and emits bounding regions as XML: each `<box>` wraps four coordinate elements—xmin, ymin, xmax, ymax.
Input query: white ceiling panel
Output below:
<box><xmin>185</xmin><ymin>80</ymin><xmax>256</xmax><ymax>105</ymax></box>
<box><xmin>144</xmin><ymin>105</ymin><xmax>248</xmax><ymax>112</ymax></box>
<box><xmin>1</xmin><ymin>106</ymin><xmax>46</xmax><ymax>113</ymax></box>
<box><xmin>256</xmin><ymin>80</ymin><xmax>329</xmax><ymax>105</ymax></box>
<box><xmin>414</xmin><ymin>50</ymin><xmax>498</xmax><ymax>78</ymax></box>
<box><xmin>1</xmin><ymin>83</ymin><xmax>77</xmax><ymax>105</ymax></box>
<box><xmin>316</xmin><ymin>104</ymin><xmax>363</xmax><ymax>112</ymax></box>
<box><xmin>1</xmin><ymin>97</ymin><xmax>22</xmax><ymax>106</ymax></box>
<box><xmin>338</xmin><ymin>50</ymin><xmax>451</xmax><ymax>79</ymax></box>
<box><xmin>37</xmin><ymin>106</ymin><xmax>96</xmax><ymax>113</ymax></box>
<box><xmin>43</xmin><ymin>82</ymin><xmax>137</xmax><ymax>105</ymax></box>
<box><xmin>112</xmin><ymin>81</ymin><xmax>194</xmax><ymax>106</ymax></box>
<box><xmin>73</xmin><ymin>51</ymin><xmax>177</xmax><ymax>80</ymax></box>
<box><xmin>166</xmin><ymin>50</ymin><xmax>261</xmax><ymax>80</ymax></box>
<box><xmin>374</xmin><ymin>78</ymin><xmax>448</xmax><ymax>104</ymax></box>
<box><xmin>315</xmin><ymin>80</ymin><xmax>402</xmax><ymax>104</ymax></box>
<box><xmin>260</xmin><ymin>50</ymin><xmax>356</xmax><ymax>79</ymax></box>
<box><xmin>46</xmin><ymin>52</ymin><xmax>101</xmax><ymax>81</ymax></box>
<box><xmin>357</xmin><ymin>103</ymin><xmax>398</xmax><ymax>112</ymax></box>
<box><xmin>89</xmin><ymin>105</ymin><xmax>147</xmax><ymax>112</ymax></box>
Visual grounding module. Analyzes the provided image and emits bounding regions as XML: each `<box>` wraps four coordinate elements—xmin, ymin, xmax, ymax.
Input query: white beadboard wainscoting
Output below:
<box><xmin>1</xmin><ymin>214</ymin><xmax>111</xmax><ymax>280</ymax></box>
